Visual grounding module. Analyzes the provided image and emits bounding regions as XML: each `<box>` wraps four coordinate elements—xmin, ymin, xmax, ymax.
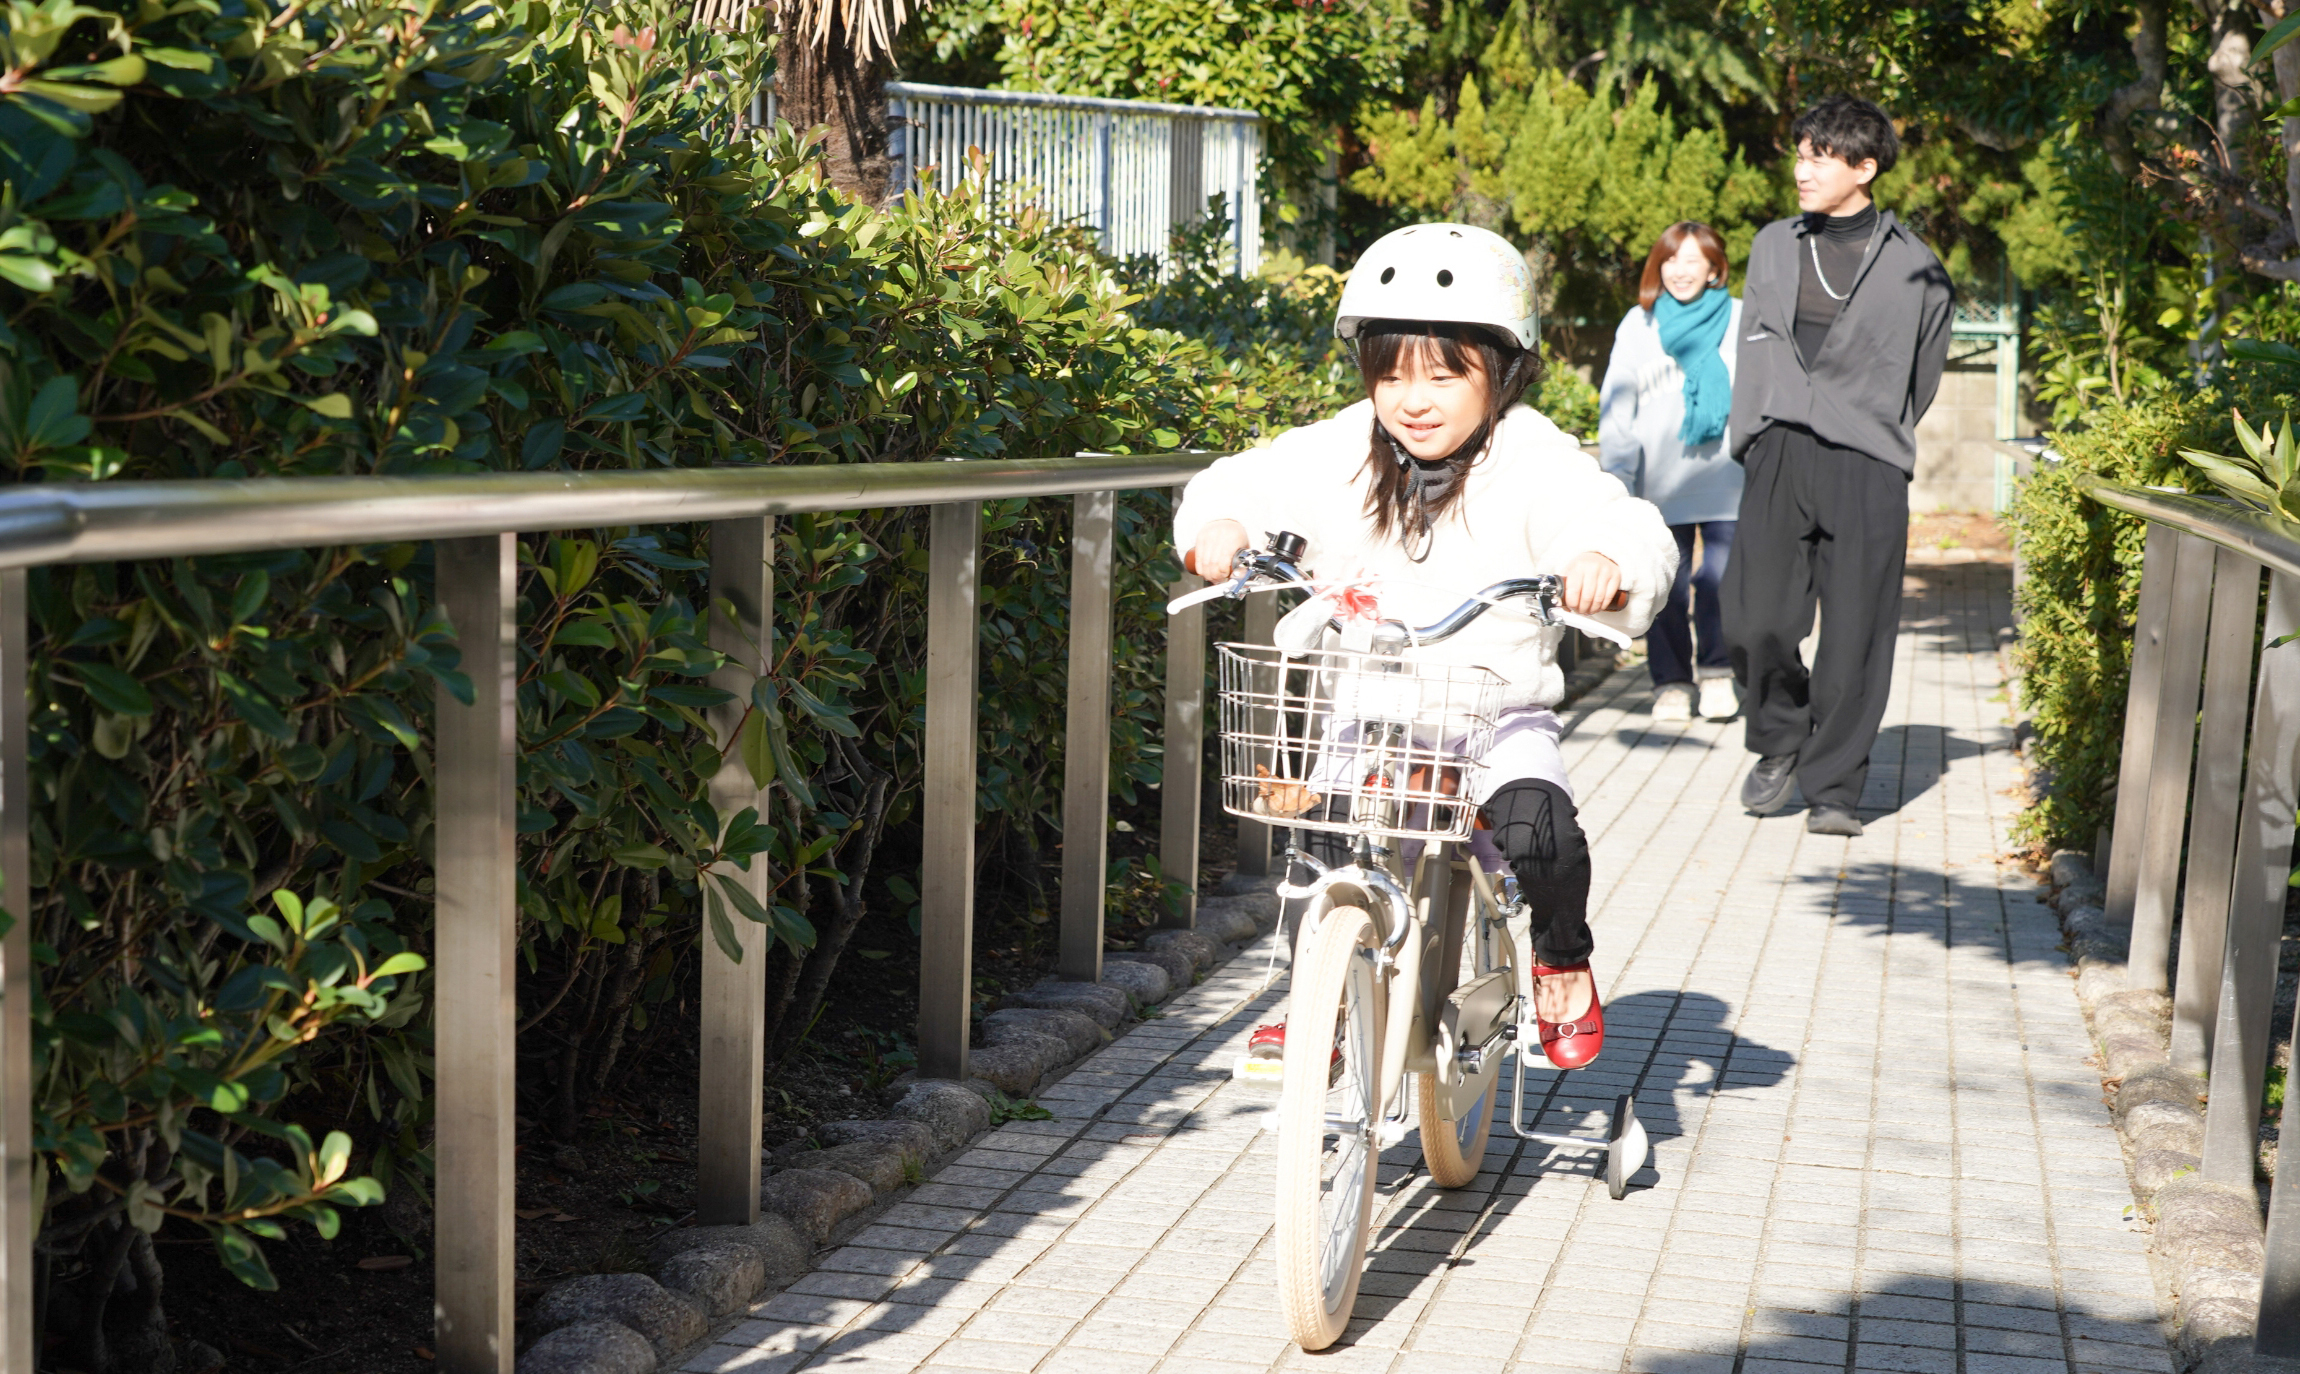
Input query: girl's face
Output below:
<box><xmin>1371</xmin><ymin>341</ymin><xmax>1492</xmax><ymax>461</ymax></box>
<box><xmin>1659</xmin><ymin>237</ymin><xmax>1716</xmax><ymax>304</ymax></box>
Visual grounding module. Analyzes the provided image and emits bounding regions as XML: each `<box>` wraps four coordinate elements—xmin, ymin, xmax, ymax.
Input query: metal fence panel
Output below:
<box><xmin>761</xmin><ymin>82</ymin><xmax>1262</xmax><ymax>275</ymax></box>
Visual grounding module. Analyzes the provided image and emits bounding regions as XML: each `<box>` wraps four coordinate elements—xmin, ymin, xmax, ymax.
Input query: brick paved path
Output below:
<box><xmin>688</xmin><ymin>564</ymin><xmax>2171</xmax><ymax>1374</ymax></box>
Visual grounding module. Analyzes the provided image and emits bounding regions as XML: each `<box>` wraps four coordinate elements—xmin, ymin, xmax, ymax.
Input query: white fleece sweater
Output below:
<box><xmin>1175</xmin><ymin>399</ymin><xmax>1680</xmax><ymax>712</ymax></box>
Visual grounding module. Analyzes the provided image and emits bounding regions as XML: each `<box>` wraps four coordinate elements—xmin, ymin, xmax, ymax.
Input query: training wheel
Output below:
<box><xmin>1605</xmin><ymin>1092</ymin><xmax>1649</xmax><ymax>1200</ymax></box>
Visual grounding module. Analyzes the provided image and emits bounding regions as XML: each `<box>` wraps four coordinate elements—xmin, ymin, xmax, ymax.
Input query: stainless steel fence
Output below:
<box><xmin>760</xmin><ymin>82</ymin><xmax>1263</xmax><ymax>274</ymax></box>
<box><xmin>0</xmin><ymin>452</ymin><xmax>1223</xmax><ymax>1374</ymax></box>
<box><xmin>2085</xmin><ymin>478</ymin><xmax>2300</xmax><ymax>1352</ymax></box>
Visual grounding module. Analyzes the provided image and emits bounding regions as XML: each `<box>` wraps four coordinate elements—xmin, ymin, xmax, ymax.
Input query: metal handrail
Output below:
<box><xmin>2080</xmin><ymin>476</ymin><xmax>2300</xmax><ymax>581</ymax></box>
<box><xmin>886</xmin><ymin>80</ymin><xmax>1261</xmax><ymax>123</ymax></box>
<box><xmin>2079</xmin><ymin>474</ymin><xmax>2300</xmax><ymax>1357</ymax></box>
<box><xmin>0</xmin><ymin>449</ymin><xmax>1227</xmax><ymax>1374</ymax></box>
<box><xmin>752</xmin><ymin>73</ymin><xmax>1263</xmax><ymax>122</ymax></box>
<box><xmin>0</xmin><ymin>453</ymin><xmax>1216</xmax><ymax>568</ymax></box>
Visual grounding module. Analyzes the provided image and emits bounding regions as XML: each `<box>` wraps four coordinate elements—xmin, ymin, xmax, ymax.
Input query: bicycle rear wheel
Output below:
<box><xmin>1415</xmin><ymin>1068</ymin><xmax>1497</xmax><ymax>1188</ymax></box>
<box><xmin>1274</xmin><ymin>906</ymin><xmax>1385</xmax><ymax>1351</ymax></box>
<box><xmin>1415</xmin><ymin>893</ymin><xmax>1508</xmax><ymax>1188</ymax></box>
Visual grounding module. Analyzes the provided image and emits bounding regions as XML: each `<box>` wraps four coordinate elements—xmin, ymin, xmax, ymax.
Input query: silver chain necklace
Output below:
<box><xmin>1809</xmin><ymin>220</ymin><xmax>1880</xmax><ymax>302</ymax></box>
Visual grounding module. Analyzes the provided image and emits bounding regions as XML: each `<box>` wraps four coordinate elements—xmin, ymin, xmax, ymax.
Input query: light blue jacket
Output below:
<box><xmin>1597</xmin><ymin>298</ymin><xmax>1745</xmax><ymax>526</ymax></box>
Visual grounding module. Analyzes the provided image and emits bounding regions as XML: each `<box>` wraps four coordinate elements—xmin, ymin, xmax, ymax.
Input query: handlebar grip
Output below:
<box><xmin>1611</xmin><ymin>590</ymin><xmax>1629</xmax><ymax>611</ymax></box>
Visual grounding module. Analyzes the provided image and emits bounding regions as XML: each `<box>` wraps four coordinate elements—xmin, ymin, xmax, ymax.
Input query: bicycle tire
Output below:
<box><xmin>1274</xmin><ymin>905</ymin><xmax>1385</xmax><ymax>1351</ymax></box>
<box><xmin>1417</xmin><ymin>878</ymin><xmax>1510</xmax><ymax>1188</ymax></box>
<box><xmin>1414</xmin><ymin>1067</ymin><xmax>1496</xmax><ymax>1189</ymax></box>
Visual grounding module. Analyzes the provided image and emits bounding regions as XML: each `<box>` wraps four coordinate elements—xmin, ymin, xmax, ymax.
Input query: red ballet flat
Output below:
<box><xmin>1246</xmin><ymin>1020</ymin><xmax>1344</xmax><ymax>1084</ymax></box>
<box><xmin>1527</xmin><ymin>961</ymin><xmax>1604</xmax><ymax>1069</ymax></box>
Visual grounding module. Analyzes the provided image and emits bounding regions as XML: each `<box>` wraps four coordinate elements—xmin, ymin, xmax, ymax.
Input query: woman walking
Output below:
<box><xmin>1598</xmin><ymin>221</ymin><xmax>1743</xmax><ymax>723</ymax></box>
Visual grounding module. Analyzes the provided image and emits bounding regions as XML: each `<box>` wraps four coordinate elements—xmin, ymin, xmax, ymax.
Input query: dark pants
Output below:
<box><xmin>1299</xmin><ymin>779</ymin><xmax>1592</xmax><ymax>965</ymax></box>
<box><xmin>1720</xmin><ymin>425</ymin><xmax>1908</xmax><ymax>811</ymax></box>
<box><xmin>1649</xmin><ymin>521</ymin><xmax>1735</xmax><ymax>687</ymax></box>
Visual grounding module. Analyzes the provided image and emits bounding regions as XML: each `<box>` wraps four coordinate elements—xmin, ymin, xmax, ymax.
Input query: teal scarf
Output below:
<box><xmin>1655</xmin><ymin>287</ymin><xmax>1732</xmax><ymax>446</ymax></box>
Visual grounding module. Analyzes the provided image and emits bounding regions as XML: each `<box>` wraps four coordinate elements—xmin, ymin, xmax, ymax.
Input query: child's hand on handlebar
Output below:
<box><xmin>1561</xmin><ymin>551</ymin><xmax>1628</xmax><ymax>615</ymax></box>
<box><xmin>1185</xmin><ymin>519</ymin><xmax>1252</xmax><ymax>579</ymax></box>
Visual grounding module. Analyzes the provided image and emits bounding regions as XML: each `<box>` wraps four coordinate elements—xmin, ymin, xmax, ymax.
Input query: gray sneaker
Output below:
<box><xmin>1740</xmin><ymin>753</ymin><xmax>1797</xmax><ymax>814</ymax></box>
<box><xmin>1806</xmin><ymin>803</ymin><xmax>1864</xmax><ymax>837</ymax></box>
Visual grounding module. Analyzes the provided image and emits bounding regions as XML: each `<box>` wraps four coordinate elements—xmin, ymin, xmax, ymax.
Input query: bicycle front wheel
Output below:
<box><xmin>1274</xmin><ymin>905</ymin><xmax>1386</xmax><ymax>1351</ymax></box>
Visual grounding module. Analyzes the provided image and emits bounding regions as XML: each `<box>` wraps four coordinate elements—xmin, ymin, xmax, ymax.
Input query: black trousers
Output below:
<box><xmin>1720</xmin><ymin>425</ymin><xmax>1907</xmax><ymax>810</ymax></box>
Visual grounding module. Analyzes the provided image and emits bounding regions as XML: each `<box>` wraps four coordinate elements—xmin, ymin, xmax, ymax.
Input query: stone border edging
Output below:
<box><xmin>2044</xmin><ymin>851</ymin><xmax>2282</xmax><ymax>1374</ymax></box>
<box><xmin>514</xmin><ymin>875</ymin><xmax>1286</xmax><ymax>1374</ymax></box>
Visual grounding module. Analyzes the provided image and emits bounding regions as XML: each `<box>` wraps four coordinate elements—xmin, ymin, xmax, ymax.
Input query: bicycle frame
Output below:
<box><xmin>1277</xmin><ymin>828</ymin><xmax>1517</xmax><ymax>1136</ymax></box>
<box><xmin>1276</xmin><ymin>825</ymin><xmax>1646</xmax><ymax>1181</ymax></box>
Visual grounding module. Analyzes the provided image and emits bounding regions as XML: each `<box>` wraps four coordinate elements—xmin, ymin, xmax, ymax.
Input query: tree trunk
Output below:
<box><xmin>780</xmin><ymin>18</ymin><xmax>894</xmax><ymax>202</ymax></box>
<box><xmin>2275</xmin><ymin>13</ymin><xmax>2300</xmax><ymax>250</ymax></box>
<box><xmin>2096</xmin><ymin>0</ymin><xmax>2168</xmax><ymax>176</ymax></box>
<box><xmin>772</xmin><ymin>751</ymin><xmax>890</xmax><ymax>1063</ymax></box>
<box><xmin>2208</xmin><ymin>3</ymin><xmax>2259</xmax><ymax>171</ymax></box>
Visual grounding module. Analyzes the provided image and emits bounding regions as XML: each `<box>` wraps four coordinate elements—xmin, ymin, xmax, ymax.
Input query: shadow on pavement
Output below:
<box><xmin>1787</xmin><ymin>857</ymin><xmax>2057</xmax><ymax>967</ymax></box>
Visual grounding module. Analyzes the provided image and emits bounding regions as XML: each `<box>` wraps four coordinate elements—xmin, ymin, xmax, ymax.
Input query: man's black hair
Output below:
<box><xmin>1790</xmin><ymin>95</ymin><xmax>1899</xmax><ymax>175</ymax></box>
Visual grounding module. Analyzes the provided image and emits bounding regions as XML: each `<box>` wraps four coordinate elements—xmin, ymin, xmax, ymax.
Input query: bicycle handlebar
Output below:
<box><xmin>1173</xmin><ymin>531</ymin><xmax>1625</xmax><ymax>647</ymax></box>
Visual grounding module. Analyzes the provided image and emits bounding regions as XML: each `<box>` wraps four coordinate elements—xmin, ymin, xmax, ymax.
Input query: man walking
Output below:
<box><xmin>1722</xmin><ymin>95</ymin><xmax>1954</xmax><ymax>838</ymax></box>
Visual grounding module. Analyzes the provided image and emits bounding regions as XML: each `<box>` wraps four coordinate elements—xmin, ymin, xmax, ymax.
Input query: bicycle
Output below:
<box><xmin>1171</xmin><ymin>531</ymin><xmax>1655</xmax><ymax>1351</ymax></box>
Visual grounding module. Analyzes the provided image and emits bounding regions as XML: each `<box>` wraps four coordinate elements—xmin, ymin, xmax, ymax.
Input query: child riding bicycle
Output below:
<box><xmin>1176</xmin><ymin>223</ymin><xmax>1678</xmax><ymax>1070</ymax></box>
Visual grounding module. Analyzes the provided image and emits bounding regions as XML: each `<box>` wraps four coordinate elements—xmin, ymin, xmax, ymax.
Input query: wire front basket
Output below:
<box><xmin>1215</xmin><ymin>643</ymin><xmax>1506</xmax><ymax>844</ymax></box>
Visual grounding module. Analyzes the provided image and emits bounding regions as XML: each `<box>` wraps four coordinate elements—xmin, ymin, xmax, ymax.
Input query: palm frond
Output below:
<box><xmin>783</xmin><ymin>0</ymin><xmax>920</xmax><ymax>61</ymax></box>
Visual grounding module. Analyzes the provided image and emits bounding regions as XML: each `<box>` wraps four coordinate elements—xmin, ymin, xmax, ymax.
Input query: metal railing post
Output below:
<box><xmin>1059</xmin><ymin>492</ymin><xmax>1116</xmax><ymax>982</ymax></box>
<box><xmin>697</xmin><ymin>518</ymin><xmax>772</xmax><ymax>1225</ymax></box>
<box><xmin>1</xmin><ymin>571</ymin><xmax>29</xmax><ymax>1374</ymax></box>
<box><xmin>919</xmin><ymin>502</ymin><xmax>980</xmax><ymax>1082</ymax></box>
<box><xmin>2127</xmin><ymin>530</ymin><xmax>2214</xmax><ymax>991</ymax></box>
<box><xmin>2105</xmin><ymin>521</ymin><xmax>2184</xmax><ymax>935</ymax></box>
<box><xmin>1160</xmin><ymin>566</ymin><xmax>1205</xmax><ymax>930</ymax></box>
<box><xmin>1234</xmin><ymin>591</ymin><xmax>1277</xmax><ymax>876</ymax></box>
<box><xmin>2205</xmin><ymin>570</ymin><xmax>2300</xmax><ymax>1190</ymax></box>
<box><xmin>2255</xmin><ymin>588</ymin><xmax>2300</xmax><ymax>1353</ymax></box>
<box><xmin>2171</xmin><ymin>546</ymin><xmax>2264</xmax><ymax>1074</ymax></box>
<box><xmin>433</xmin><ymin>535</ymin><xmax>517</xmax><ymax>1374</ymax></box>
<box><xmin>1168</xmin><ymin>115</ymin><xmax>1205</xmax><ymax>265</ymax></box>
<box><xmin>1097</xmin><ymin>113</ymin><xmax>1115</xmax><ymax>243</ymax></box>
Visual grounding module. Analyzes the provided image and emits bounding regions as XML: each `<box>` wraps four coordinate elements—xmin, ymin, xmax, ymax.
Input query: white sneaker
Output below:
<box><xmin>1698</xmin><ymin>677</ymin><xmax>1739</xmax><ymax>720</ymax></box>
<box><xmin>1651</xmin><ymin>683</ymin><xmax>1694</xmax><ymax>723</ymax></box>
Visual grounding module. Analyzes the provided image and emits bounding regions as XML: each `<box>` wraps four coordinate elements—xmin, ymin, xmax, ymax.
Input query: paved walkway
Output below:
<box><xmin>689</xmin><ymin>563</ymin><xmax>2171</xmax><ymax>1374</ymax></box>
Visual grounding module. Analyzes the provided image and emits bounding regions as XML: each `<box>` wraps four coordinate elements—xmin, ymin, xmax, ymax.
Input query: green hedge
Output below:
<box><xmin>0</xmin><ymin>0</ymin><xmax>1329</xmax><ymax>1355</ymax></box>
<box><xmin>2008</xmin><ymin>392</ymin><xmax>2236</xmax><ymax>851</ymax></box>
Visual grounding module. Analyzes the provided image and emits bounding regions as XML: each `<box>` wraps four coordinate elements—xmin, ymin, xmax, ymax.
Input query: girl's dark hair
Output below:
<box><xmin>1354</xmin><ymin>321</ymin><xmax>1540</xmax><ymax>542</ymax></box>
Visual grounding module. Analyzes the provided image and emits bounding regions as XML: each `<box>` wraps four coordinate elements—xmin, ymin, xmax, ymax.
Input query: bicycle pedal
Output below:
<box><xmin>1232</xmin><ymin>1053</ymin><xmax>1286</xmax><ymax>1085</ymax></box>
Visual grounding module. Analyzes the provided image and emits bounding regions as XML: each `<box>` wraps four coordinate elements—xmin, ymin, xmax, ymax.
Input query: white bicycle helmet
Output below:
<box><xmin>1334</xmin><ymin>223</ymin><xmax>1537</xmax><ymax>350</ymax></box>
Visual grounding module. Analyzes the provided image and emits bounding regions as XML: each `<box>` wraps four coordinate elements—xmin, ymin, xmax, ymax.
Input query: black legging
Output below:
<box><xmin>1296</xmin><ymin>777</ymin><xmax>1593</xmax><ymax>966</ymax></box>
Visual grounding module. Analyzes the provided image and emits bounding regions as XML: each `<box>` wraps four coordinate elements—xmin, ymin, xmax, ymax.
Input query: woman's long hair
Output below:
<box><xmin>1355</xmin><ymin>321</ymin><xmax>1540</xmax><ymax>543</ymax></box>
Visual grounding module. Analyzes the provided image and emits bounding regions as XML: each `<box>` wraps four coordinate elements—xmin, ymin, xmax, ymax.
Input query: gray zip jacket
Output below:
<box><xmin>1727</xmin><ymin>210</ymin><xmax>1956</xmax><ymax>474</ymax></box>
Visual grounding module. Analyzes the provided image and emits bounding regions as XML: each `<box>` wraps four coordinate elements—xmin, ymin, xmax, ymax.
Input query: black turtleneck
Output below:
<box><xmin>1793</xmin><ymin>201</ymin><xmax>1880</xmax><ymax>364</ymax></box>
